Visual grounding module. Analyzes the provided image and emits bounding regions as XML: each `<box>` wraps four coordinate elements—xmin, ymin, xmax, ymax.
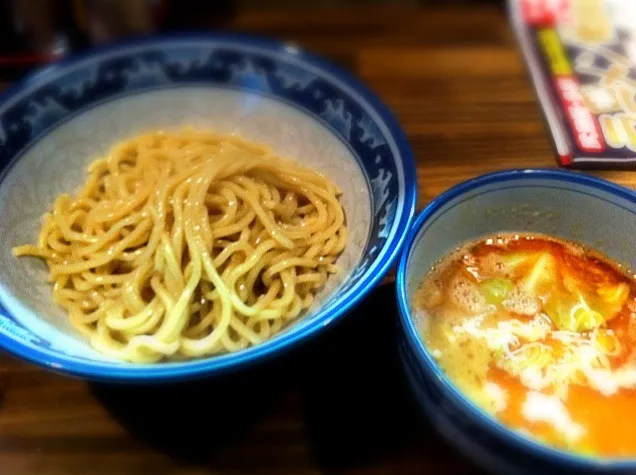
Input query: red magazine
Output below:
<box><xmin>509</xmin><ymin>0</ymin><xmax>636</xmax><ymax>168</ymax></box>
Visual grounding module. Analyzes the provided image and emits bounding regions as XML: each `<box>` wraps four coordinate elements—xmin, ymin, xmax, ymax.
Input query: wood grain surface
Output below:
<box><xmin>0</xmin><ymin>4</ymin><xmax>634</xmax><ymax>475</ymax></box>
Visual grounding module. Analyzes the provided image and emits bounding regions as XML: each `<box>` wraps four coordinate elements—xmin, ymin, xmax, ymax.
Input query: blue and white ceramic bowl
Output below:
<box><xmin>397</xmin><ymin>169</ymin><xmax>636</xmax><ymax>475</ymax></box>
<box><xmin>0</xmin><ymin>34</ymin><xmax>417</xmax><ymax>381</ymax></box>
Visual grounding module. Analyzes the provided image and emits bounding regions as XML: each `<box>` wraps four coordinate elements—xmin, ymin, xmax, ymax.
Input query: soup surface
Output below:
<box><xmin>414</xmin><ymin>234</ymin><xmax>636</xmax><ymax>456</ymax></box>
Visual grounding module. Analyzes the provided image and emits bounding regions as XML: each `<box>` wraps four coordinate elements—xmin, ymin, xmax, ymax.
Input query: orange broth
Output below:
<box><xmin>414</xmin><ymin>234</ymin><xmax>636</xmax><ymax>456</ymax></box>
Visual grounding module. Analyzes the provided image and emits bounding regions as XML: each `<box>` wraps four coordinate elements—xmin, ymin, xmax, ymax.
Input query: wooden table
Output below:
<box><xmin>1</xmin><ymin>5</ymin><xmax>634</xmax><ymax>475</ymax></box>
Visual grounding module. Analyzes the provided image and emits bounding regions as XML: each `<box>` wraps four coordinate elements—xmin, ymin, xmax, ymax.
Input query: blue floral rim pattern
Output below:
<box><xmin>0</xmin><ymin>33</ymin><xmax>417</xmax><ymax>380</ymax></box>
<box><xmin>396</xmin><ymin>168</ymin><xmax>636</xmax><ymax>469</ymax></box>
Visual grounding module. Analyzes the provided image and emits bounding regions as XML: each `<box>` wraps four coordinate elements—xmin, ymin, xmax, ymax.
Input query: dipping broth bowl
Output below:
<box><xmin>396</xmin><ymin>169</ymin><xmax>636</xmax><ymax>475</ymax></box>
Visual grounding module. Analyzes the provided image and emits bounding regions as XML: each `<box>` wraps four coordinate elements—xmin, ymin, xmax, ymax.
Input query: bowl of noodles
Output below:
<box><xmin>397</xmin><ymin>169</ymin><xmax>636</xmax><ymax>474</ymax></box>
<box><xmin>0</xmin><ymin>34</ymin><xmax>416</xmax><ymax>380</ymax></box>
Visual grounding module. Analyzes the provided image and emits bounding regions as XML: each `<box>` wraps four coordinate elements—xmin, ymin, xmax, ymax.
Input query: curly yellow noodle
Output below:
<box><xmin>13</xmin><ymin>129</ymin><xmax>348</xmax><ymax>363</ymax></box>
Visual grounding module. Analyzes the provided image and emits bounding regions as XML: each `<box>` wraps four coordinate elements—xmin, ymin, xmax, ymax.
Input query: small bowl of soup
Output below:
<box><xmin>396</xmin><ymin>169</ymin><xmax>636</xmax><ymax>474</ymax></box>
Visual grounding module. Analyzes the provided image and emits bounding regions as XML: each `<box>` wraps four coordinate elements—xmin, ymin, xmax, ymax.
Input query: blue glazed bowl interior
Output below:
<box><xmin>398</xmin><ymin>169</ymin><xmax>636</xmax><ymax>471</ymax></box>
<box><xmin>0</xmin><ymin>35</ymin><xmax>416</xmax><ymax>380</ymax></box>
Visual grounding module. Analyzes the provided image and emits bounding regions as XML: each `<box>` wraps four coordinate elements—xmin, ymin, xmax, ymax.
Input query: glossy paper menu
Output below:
<box><xmin>510</xmin><ymin>0</ymin><xmax>636</xmax><ymax>168</ymax></box>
